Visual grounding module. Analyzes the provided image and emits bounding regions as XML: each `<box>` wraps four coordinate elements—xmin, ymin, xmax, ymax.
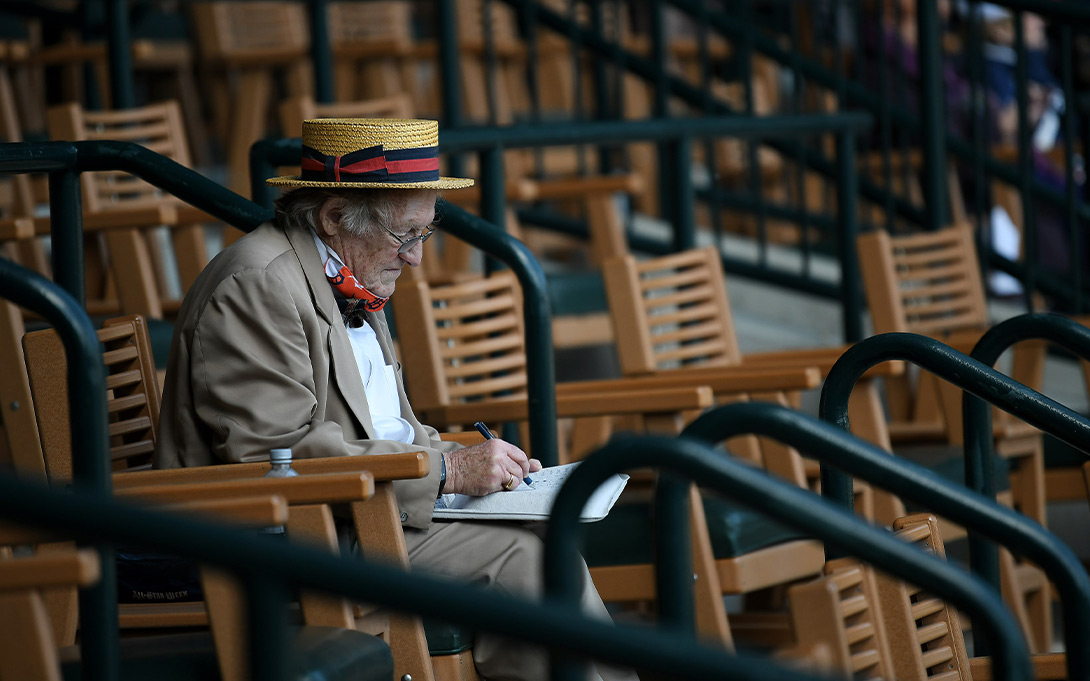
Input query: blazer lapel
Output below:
<box><xmin>286</xmin><ymin>225</ymin><xmax>377</xmax><ymax>437</ymax></box>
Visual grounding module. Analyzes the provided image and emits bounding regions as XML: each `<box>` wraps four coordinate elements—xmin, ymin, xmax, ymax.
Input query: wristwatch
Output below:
<box><xmin>437</xmin><ymin>453</ymin><xmax>447</xmax><ymax>497</ymax></box>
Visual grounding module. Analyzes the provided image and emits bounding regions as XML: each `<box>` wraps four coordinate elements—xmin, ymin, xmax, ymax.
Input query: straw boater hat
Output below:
<box><xmin>266</xmin><ymin>118</ymin><xmax>473</xmax><ymax>190</ymax></box>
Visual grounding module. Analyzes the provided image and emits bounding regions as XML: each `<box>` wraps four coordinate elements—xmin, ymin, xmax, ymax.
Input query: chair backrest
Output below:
<box><xmin>22</xmin><ymin>315</ymin><xmax>160</xmax><ymax>484</ymax></box>
<box><xmin>603</xmin><ymin>246</ymin><xmax>743</xmax><ymax>376</ymax></box>
<box><xmin>786</xmin><ymin>557</ymin><xmax>894</xmax><ymax>680</ymax></box>
<box><xmin>856</xmin><ymin>223</ymin><xmax>991</xmax><ymax>337</ymax></box>
<box><xmin>875</xmin><ymin>513</ymin><xmax>972</xmax><ymax>681</ymax></box>
<box><xmin>46</xmin><ymin>100</ymin><xmax>191</xmax><ymax>216</ymax></box>
<box><xmin>396</xmin><ymin>272</ymin><xmax>527</xmax><ymax>412</ymax></box>
<box><xmin>189</xmin><ymin>2</ymin><xmax>309</xmax><ymax>64</ymax></box>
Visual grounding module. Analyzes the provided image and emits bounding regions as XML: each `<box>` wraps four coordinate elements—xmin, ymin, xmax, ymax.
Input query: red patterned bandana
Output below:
<box><xmin>324</xmin><ymin>259</ymin><xmax>389</xmax><ymax>321</ymax></box>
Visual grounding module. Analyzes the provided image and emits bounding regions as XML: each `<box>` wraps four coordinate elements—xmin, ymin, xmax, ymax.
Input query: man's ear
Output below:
<box><xmin>317</xmin><ymin>197</ymin><xmax>344</xmax><ymax>237</ymax></box>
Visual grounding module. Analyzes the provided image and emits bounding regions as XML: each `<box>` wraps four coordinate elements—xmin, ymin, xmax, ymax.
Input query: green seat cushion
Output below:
<box><xmin>423</xmin><ymin>618</ymin><xmax>475</xmax><ymax>656</ymax></box>
<box><xmin>146</xmin><ymin>318</ymin><xmax>175</xmax><ymax>370</ymax></box>
<box><xmin>546</xmin><ymin>271</ymin><xmax>609</xmax><ymax>317</ymax></box>
<box><xmin>582</xmin><ymin>493</ymin><xmax>810</xmax><ymax>568</ymax></box>
<box><xmin>61</xmin><ymin>626</ymin><xmax>392</xmax><ymax>681</ymax></box>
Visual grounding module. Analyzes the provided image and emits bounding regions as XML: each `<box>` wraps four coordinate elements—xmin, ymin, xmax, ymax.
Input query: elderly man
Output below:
<box><xmin>154</xmin><ymin>118</ymin><xmax>636</xmax><ymax>681</ymax></box>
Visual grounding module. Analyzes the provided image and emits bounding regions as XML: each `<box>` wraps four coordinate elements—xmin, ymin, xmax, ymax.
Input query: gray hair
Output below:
<box><xmin>274</xmin><ymin>188</ymin><xmax>438</xmax><ymax>238</ymax></box>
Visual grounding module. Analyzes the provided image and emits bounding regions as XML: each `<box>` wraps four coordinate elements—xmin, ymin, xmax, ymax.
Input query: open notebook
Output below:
<box><xmin>434</xmin><ymin>462</ymin><xmax>629</xmax><ymax>522</ymax></box>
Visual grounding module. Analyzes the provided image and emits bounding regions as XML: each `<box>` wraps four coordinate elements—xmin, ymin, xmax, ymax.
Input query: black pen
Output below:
<box><xmin>473</xmin><ymin>421</ymin><xmax>532</xmax><ymax>486</ymax></box>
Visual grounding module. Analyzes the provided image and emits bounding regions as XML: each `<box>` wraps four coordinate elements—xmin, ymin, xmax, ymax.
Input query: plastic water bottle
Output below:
<box><xmin>263</xmin><ymin>448</ymin><xmax>299</xmax><ymax>534</ymax></box>
<box><xmin>265</xmin><ymin>448</ymin><xmax>300</xmax><ymax>478</ymax></box>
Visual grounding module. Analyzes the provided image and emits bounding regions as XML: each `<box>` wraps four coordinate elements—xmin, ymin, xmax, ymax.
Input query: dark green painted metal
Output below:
<box><xmin>964</xmin><ymin>314</ymin><xmax>1090</xmax><ymax>602</ymax></box>
<box><xmin>478</xmin><ymin>143</ymin><xmax>507</xmax><ymax>274</ymax></box>
<box><xmin>307</xmin><ymin>0</ymin><xmax>333</xmax><ymax>104</ymax></box>
<box><xmin>104</xmin><ymin>0</ymin><xmax>133</xmax><ymax>109</ymax></box>
<box><xmin>48</xmin><ymin>167</ymin><xmax>85</xmax><ymax>305</ymax></box>
<box><xmin>0</xmin><ymin>258</ymin><xmax>118</xmax><ymax>681</ymax></box>
<box><xmin>817</xmin><ymin>332</ymin><xmax>1090</xmax><ymax>679</ymax></box>
<box><xmin>916</xmin><ymin>0</ymin><xmax>948</xmax><ymax>230</ymax></box>
<box><xmin>670</xmin><ymin>136</ymin><xmax>694</xmax><ymax>252</ymax></box>
<box><xmin>834</xmin><ymin>131</ymin><xmax>861</xmax><ymax>342</ymax></box>
<box><xmin>0</xmin><ymin>475</ymin><xmax>829</xmax><ymax>681</ymax></box>
<box><xmin>653</xmin><ymin>475</ymin><xmax>693</xmax><ymax>635</ymax></box>
<box><xmin>546</xmin><ymin>430</ymin><xmax>1032</xmax><ymax>681</ymax></box>
<box><xmin>437</xmin><ymin>0</ymin><xmax>462</xmax><ymax>130</ymax></box>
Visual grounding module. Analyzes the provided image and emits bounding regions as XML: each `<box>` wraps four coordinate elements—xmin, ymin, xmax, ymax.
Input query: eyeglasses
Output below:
<box><xmin>382</xmin><ymin>224</ymin><xmax>435</xmax><ymax>254</ymax></box>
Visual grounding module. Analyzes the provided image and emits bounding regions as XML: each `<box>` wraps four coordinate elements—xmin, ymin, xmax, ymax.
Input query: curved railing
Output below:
<box><xmin>964</xmin><ymin>313</ymin><xmax>1090</xmax><ymax>605</ymax></box>
<box><xmin>544</xmin><ymin>428</ymin><xmax>1032</xmax><ymax>681</ymax></box>
<box><xmin>818</xmin><ymin>333</ymin><xmax>1090</xmax><ymax>678</ymax></box>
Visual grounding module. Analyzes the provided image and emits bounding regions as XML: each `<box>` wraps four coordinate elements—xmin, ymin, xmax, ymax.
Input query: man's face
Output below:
<box><xmin>332</xmin><ymin>190</ymin><xmax>437</xmax><ymax>298</ymax></box>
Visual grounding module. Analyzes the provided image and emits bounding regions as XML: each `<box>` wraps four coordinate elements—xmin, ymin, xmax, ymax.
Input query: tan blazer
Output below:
<box><xmin>154</xmin><ymin>221</ymin><xmax>458</xmax><ymax>529</ymax></box>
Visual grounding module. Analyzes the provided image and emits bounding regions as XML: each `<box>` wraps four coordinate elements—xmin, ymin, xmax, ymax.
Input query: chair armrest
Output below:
<box><xmin>0</xmin><ymin>497</ymin><xmax>290</xmax><ymax>545</ymax></box>
<box><xmin>563</xmin><ymin>365</ymin><xmax>821</xmax><ymax>395</ymax></box>
<box><xmin>112</xmin><ymin>451</ymin><xmax>429</xmax><ymax>488</ymax></box>
<box><xmin>530</xmin><ymin>173</ymin><xmax>643</xmax><ymax>200</ymax></box>
<box><xmin>115</xmin><ymin>472</ymin><xmax>374</xmax><ymax>506</ymax></box>
<box><xmin>56</xmin><ymin>204</ymin><xmax>180</xmax><ymax>231</ymax></box>
<box><xmin>419</xmin><ymin>386</ymin><xmax>713</xmax><ymax>427</ymax></box>
<box><xmin>742</xmin><ymin>346</ymin><xmax>905</xmax><ymax>378</ymax></box>
<box><xmin>969</xmin><ymin>653</ymin><xmax>1066</xmax><ymax>681</ymax></box>
<box><xmin>0</xmin><ymin>550</ymin><xmax>100</xmax><ymax>590</ymax></box>
<box><xmin>0</xmin><ymin>216</ymin><xmax>35</xmax><ymax>240</ymax></box>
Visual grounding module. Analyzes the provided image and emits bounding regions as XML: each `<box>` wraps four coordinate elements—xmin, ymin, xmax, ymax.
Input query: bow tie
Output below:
<box><xmin>333</xmin><ymin>295</ymin><xmax>368</xmax><ymax>328</ymax></box>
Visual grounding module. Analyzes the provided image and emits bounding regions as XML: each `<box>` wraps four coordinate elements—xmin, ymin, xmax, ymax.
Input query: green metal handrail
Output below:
<box><xmin>545</xmin><ymin>429</ymin><xmax>1031</xmax><ymax>681</ymax></box>
<box><xmin>963</xmin><ymin>313</ymin><xmax>1090</xmax><ymax>611</ymax></box>
<box><xmin>817</xmin><ymin>332</ymin><xmax>1090</xmax><ymax>678</ymax></box>
<box><xmin>0</xmin><ymin>471</ymin><xmax>836</xmax><ymax>681</ymax></box>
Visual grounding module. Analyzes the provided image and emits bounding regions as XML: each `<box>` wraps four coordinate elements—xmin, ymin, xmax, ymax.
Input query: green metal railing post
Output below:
<box><xmin>916</xmin><ymin>0</ymin><xmax>948</xmax><ymax>229</ymax></box>
<box><xmin>671</xmin><ymin>135</ymin><xmax>695</xmax><ymax>251</ymax></box>
<box><xmin>834</xmin><ymin>130</ymin><xmax>862</xmax><ymax>342</ymax></box>
<box><xmin>308</xmin><ymin>0</ymin><xmax>334</xmax><ymax>103</ymax></box>
<box><xmin>546</xmin><ymin>431</ymin><xmax>1032</xmax><ymax>681</ymax></box>
<box><xmin>104</xmin><ymin>0</ymin><xmax>133</xmax><ymax>109</ymax></box>
<box><xmin>478</xmin><ymin>143</ymin><xmax>507</xmax><ymax>273</ymax></box>
<box><xmin>47</xmin><ymin>166</ymin><xmax>85</xmax><ymax>304</ymax></box>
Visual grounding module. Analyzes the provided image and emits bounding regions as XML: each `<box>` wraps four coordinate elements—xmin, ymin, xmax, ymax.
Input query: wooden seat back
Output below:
<box><xmin>397</xmin><ymin>272</ymin><xmax>528</xmax><ymax>413</ymax></box>
<box><xmin>876</xmin><ymin>514</ymin><xmax>974</xmax><ymax>681</ymax></box>
<box><xmin>22</xmin><ymin>315</ymin><xmax>159</xmax><ymax>483</ymax></box>
<box><xmin>857</xmin><ymin>224</ymin><xmax>991</xmax><ymax>338</ymax></box>
<box><xmin>46</xmin><ymin>100</ymin><xmax>211</xmax><ymax>318</ymax></box>
<box><xmin>604</xmin><ymin>246</ymin><xmax>742</xmax><ymax>376</ymax></box>
<box><xmin>786</xmin><ymin>557</ymin><xmax>893</xmax><ymax>680</ymax></box>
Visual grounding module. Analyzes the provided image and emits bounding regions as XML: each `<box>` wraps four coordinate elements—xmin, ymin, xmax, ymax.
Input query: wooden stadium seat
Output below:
<box><xmin>45</xmin><ymin>100</ymin><xmax>219</xmax><ymax>321</ymax></box>
<box><xmin>782</xmin><ymin>557</ymin><xmax>894</xmax><ymax>680</ymax></box>
<box><xmin>601</xmin><ymin>247</ymin><xmax>899</xmax><ymax>515</ymax></box>
<box><xmin>856</xmin><ymin>224</ymin><xmax>1053</xmax><ymax>652</ymax></box>
<box><xmin>879</xmin><ymin>514</ymin><xmax>1065</xmax><ymax>681</ymax></box>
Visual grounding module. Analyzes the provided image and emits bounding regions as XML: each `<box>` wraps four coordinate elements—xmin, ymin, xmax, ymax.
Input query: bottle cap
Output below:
<box><xmin>270</xmin><ymin>448</ymin><xmax>293</xmax><ymax>464</ymax></box>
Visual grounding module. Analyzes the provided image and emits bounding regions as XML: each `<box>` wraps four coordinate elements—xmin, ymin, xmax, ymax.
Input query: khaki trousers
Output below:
<box><xmin>405</xmin><ymin>520</ymin><xmax>639</xmax><ymax>681</ymax></box>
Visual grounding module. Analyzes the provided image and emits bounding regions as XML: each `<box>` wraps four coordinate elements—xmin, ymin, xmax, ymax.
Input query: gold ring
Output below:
<box><xmin>503</xmin><ymin>476</ymin><xmax>516</xmax><ymax>491</ymax></box>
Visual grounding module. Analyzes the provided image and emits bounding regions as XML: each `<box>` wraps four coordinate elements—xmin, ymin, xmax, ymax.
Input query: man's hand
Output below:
<box><xmin>444</xmin><ymin>439</ymin><xmax>542</xmax><ymax>496</ymax></box>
